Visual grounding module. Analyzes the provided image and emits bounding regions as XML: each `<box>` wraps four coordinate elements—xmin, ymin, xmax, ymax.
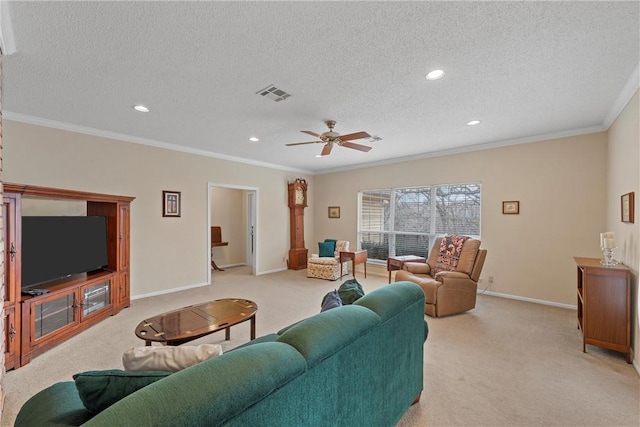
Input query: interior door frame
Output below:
<box><xmin>246</xmin><ymin>192</ymin><xmax>256</xmax><ymax>269</ymax></box>
<box><xmin>207</xmin><ymin>182</ymin><xmax>258</xmax><ymax>284</ymax></box>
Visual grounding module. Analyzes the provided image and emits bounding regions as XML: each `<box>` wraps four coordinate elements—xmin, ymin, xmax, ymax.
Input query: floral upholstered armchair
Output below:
<box><xmin>307</xmin><ymin>240</ymin><xmax>350</xmax><ymax>280</ymax></box>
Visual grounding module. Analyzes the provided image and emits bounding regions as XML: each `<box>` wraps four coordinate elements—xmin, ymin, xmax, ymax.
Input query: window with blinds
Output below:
<box><xmin>358</xmin><ymin>183</ymin><xmax>481</xmax><ymax>262</ymax></box>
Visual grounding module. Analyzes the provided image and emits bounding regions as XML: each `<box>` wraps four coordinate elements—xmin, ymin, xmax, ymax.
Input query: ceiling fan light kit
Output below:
<box><xmin>286</xmin><ymin>120</ymin><xmax>373</xmax><ymax>157</ymax></box>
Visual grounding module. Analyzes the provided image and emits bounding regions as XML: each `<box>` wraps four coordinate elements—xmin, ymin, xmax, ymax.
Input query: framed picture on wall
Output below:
<box><xmin>502</xmin><ymin>201</ymin><xmax>519</xmax><ymax>215</ymax></box>
<box><xmin>621</xmin><ymin>192</ymin><xmax>634</xmax><ymax>223</ymax></box>
<box><xmin>328</xmin><ymin>206</ymin><xmax>340</xmax><ymax>218</ymax></box>
<box><xmin>163</xmin><ymin>191</ymin><xmax>181</xmax><ymax>217</ymax></box>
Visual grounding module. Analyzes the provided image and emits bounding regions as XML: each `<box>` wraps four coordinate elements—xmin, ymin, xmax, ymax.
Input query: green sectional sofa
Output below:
<box><xmin>15</xmin><ymin>282</ymin><xmax>428</xmax><ymax>426</ymax></box>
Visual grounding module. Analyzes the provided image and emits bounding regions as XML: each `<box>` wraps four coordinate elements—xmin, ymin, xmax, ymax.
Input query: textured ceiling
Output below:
<box><xmin>3</xmin><ymin>1</ymin><xmax>639</xmax><ymax>174</ymax></box>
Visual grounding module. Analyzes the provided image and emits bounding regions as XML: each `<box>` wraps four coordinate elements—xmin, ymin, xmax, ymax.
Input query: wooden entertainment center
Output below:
<box><xmin>3</xmin><ymin>183</ymin><xmax>134</xmax><ymax>370</ymax></box>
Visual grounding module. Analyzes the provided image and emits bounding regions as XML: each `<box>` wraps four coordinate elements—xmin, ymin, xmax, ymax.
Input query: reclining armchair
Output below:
<box><xmin>395</xmin><ymin>236</ymin><xmax>486</xmax><ymax>317</ymax></box>
<box><xmin>307</xmin><ymin>240</ymin><xmax>350</xmax><ymax>280</ymax></box>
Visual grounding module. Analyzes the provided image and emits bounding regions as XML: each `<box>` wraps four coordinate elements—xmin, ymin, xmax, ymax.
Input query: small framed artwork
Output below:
<box><xmin>163</xmin><ymin>191</ymin><xmax>181</xmax><ymax>217</ymax></box>
<box><xmin>621</xmin><ymin>192</ymin><xmax>634</xmax><ymax>223</ymax></box>
<box><xmin>502</xmin><ymin>201</ymin><xmax>519</xmax><ymax>215</ymax></box>
<box><xmin>328</xmin><ymin>206</ymin><xmax>340</xmax><ymax>219</ymax></box>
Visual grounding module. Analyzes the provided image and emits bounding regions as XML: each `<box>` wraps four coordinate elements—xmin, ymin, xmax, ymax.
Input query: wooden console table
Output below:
<box><xmin>340</xmin><ymin>250</ymin><xmax>368</xmax><ymax>278</ymax></box>
<box><xmin>211</xmin><ymin>226</ymin><xmax>229</xmax><ymax>271</ymax></box>
<box><xmin>574</xmin><ymin>257</ymin><xmax>630</xmax><ymax>363</ymax></box>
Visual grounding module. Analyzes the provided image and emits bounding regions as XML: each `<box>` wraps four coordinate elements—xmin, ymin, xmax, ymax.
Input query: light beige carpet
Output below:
<box><xmin>2</xmin><ymin>266</ymin><xmax>639</xmax><ymax>426</ymax></box>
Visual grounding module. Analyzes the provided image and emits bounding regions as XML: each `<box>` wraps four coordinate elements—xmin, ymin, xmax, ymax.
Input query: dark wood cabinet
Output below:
<box><xmin>20</xmin><ymin>272</ymin><xmax>115</xmax><ymax>364</ymax></box>
<box><xmin>3</xmin><ymin>183</ymin><xmax>134</xmax><ymax>369</ymax></box>
<box><xmin>574</xmin><ymin>257</ymin><xmax>631</xmax><ymax>363</ymax></box>
<box><xmin>86</xmin><ymin>200</ymin><xmax>131</xmax><ymax>312</ymax></box>
<box><xmin>4</xmin><ymin>306</ymin><xmax>19</xmax><ymax>370</ymax></box>
<box><xmin>3</xmin><ymin>193</ymin><xmax>21</xmax><ymax>370</ymax></box>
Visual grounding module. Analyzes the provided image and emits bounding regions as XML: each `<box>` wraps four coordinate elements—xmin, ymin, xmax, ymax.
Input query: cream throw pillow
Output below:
<box><xmin>122</xmin><ymin>344</ymin><xmax>223</xmax><ymax>372</ymax></box>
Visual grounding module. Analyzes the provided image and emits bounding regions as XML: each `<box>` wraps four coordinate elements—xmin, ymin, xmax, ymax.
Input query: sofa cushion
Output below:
<box><xmin>14</xmin><ymin>381</ymin><xmax>94</xmax><ymax>427</ymax></box>
<box><xmin>456</xmin><ymin>239</ymin><xmax>480</xmax><ymax>275</ymax></box>
<box><xmin>277</xmin><ymin>305</ymin><xmax>380</xmax><ymax>367</ymax></box>
<box><xmin>92</xmin><ymin>343</ymin><xmax>307</xmax><ymax>426</ymax></box>
<box><xmin>318</xmin><ymin>241</ymin><xmax>335</xmax><ymax>257</ymax></box>
<box><xmin>228</xmin><ymin>333</ymin><xmax>280</xmax><ymax>352</ymax></box>
<box><xmin>73</xmin><ymin>370</ymin><xmax>170</xmax><ymax>414</ymax></box>
<box><xmin>122</xmin><ymin>344</ymin><xmax>223</xmax><ymax>373</ymax></box>
<box><xmin>321</xmin><ymin>290</ymin><xmax>343</xmax><ymax>312</ymax></box>
<box><xmin>434</xmin><ymin>235</ymin><xmax>470</xmax><ymax>273</ymax></box>
<box><xmin>308</xmin><ymin>256</ymin><xmax>339</xmax><ymax>265</ymax></box>
<box><xmin>354</xmin><ymin>282</ymin><xmax>425</xmax><ymax>322</ymax></box>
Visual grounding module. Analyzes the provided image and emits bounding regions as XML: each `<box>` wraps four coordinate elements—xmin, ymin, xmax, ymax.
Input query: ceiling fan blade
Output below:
<box><xmin>340</xmin><ymin>141</ymin><xmax>372</xmax><ymax>152</ymax></box>
<box><xmin>286</xmin><ymin>140</ymin><xmax>322</xmax><ymax>146</ymax></box>
<box><xmin>321</xmin><ymin>143</ymin><xmax>333</xmax><ymax>156</ymax></box>
<box><xmin>338</xmin><ymin>131</ymin><xmax>370</xmax><ymax>141</ymax></box>
<box><xmin>301</xmin><ymin>130</ymin><xmax>321</xmax><ymax>138</ymax></box>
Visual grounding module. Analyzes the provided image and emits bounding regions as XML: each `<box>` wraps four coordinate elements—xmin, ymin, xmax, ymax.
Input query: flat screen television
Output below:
<box><xmin>21</xmin><ymin>216</ymin><xmax>109</xmax><ymax>288</ymax></box>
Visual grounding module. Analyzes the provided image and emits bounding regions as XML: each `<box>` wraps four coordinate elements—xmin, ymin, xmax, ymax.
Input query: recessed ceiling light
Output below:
<box><xmin>466</xmin><ymin>120</ymin><xmax>481</xmax><ymax>126</ymax></box>
<box><xmin>315</xmin><ymin>154</ymin><xmax>323</xmax><ymax>158</ymax></box>
<box><xmin>133</xmin><ymin>105</ymin><xmax>150</xmax><ymax>113</ymax></box>
<box><xmin>425</xmin><ymin>69</ymin><xmax>445</xmax><ymax>80</ymax></box>
<box><xmin>249</xmin><ymin>137</ymin><xmax>259</xmax><ymax>142</ymax></box>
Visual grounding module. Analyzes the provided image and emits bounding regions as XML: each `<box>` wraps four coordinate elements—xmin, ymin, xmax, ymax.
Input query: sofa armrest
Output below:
<box><xmin>434</xmin><ymin>271</ymin><xmax>471</xmax><ymax>282</ymax></box>
<box><xmin>403</xmin><ymin>262</ymin><xmax>431</xmax><ymax>274</ymax></box>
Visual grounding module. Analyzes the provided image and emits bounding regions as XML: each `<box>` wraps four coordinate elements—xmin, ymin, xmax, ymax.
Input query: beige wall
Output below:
<box><xmin>313</xmin><ymin>132</ymin><xmax>608</xmax><ymax>306</ymax></box>
<box><xmin>5</xmin><ymin>96</ymin><xmax>638</xmax><ymax>368</ymax></box>
<box><xmin>3</xmin><ymin>120</ymin><xmax>315</xmax><ymax>297</ymax></box>
<box><xmin>606</xmin><ymin>90</ymin><xmax>639</xmax><ymax>365</ymax></box>
<box><xmin>209</xmin><ymin>186</ymin><xmax>247</xmax><ymax>268</ymax></box>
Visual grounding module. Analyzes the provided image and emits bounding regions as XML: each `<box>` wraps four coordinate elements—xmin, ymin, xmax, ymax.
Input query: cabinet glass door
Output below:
<box><xmin>82</xmin><ymin>281</ymin><xmax>111</xmax><ymax>317</ymax></box>
<box><xmin>34</xmin><ymin>292</ymin><xmax>76</xmax><ymax>339</ymax></box>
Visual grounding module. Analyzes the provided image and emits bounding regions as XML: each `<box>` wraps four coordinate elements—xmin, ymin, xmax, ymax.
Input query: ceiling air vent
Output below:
<box><xmin>366</xmin><ymin>135</ymin><xmax>383</xmax><ymax>143</ymax></box>
<box><xmin>256</xmin><ymin>84</ymin><xmax>292</xmax><ymax>102</ymax></box>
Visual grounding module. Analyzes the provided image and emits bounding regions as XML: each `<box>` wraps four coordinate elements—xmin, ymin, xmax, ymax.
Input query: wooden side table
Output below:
<box><xmin>387</xmin><ymin>255</ymin><xmax>427</xmax><ymax>283</ymax></box>
<box><xmin>340</xmin><ymin>250</ymin><xmax>368</xmax><ymax>278</ymax></box>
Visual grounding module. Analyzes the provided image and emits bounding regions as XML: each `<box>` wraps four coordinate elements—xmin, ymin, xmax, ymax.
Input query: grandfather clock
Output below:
<box><xmin>288</xmin><ymin>178</ymin><xmax>308</xmax><ymax>270</ymax></box>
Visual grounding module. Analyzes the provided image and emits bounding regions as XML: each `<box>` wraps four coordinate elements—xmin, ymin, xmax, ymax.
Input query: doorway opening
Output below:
<box><xmin>207</xmin><ymin>183</ymin><xmax>258</xmax><ymax>284</ymax></box>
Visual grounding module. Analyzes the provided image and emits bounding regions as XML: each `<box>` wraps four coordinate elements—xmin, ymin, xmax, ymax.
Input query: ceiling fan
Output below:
<box><xmin>286</xmin><ymin>120</ymin><xmax>372</xmax><ymax>156</ymax></box>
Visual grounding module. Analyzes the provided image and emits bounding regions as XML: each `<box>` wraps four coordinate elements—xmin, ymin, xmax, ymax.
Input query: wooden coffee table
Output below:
<box><xmin>134</xmin><ymin>298</ymin><xmax>257</xmax><ymax>346</ymax></box>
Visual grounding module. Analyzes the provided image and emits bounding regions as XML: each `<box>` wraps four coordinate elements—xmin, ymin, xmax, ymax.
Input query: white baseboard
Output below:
<box><xmin>131</xmin><ymin>281</ymin><xmax>210</xmax><ymax>300</ymax></box>
<box><xmin>214</xmin><ymin>262</ymin><xmax>245</xmax><ymax>269</ymax></box>
<box><xmin>257</xmin><ymin>267</ymin><xmax>288</xmax><ymax>275</ymax></box>
<box><xmin>480</xmin><ymin>290</ymin><xmax>576</xmax><ymax>310</ymax></box>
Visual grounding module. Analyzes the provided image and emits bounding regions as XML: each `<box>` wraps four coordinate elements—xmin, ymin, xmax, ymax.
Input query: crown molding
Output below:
<box><xmin>3</xmin><ymin>111</ymin><xmax>314</xmax><ymax>175</ymax></box>
<box><xmin>316</xmin><ymin>125</ymin><xmax>606</xmax><ymax>175</ymax></box>
<box><xmin>602</xmin><ymin>63</ymin><xmax>640</xmax><ymax>129</ymax></box>
<box><xmin>0</xmin><ymin>1</ymin><xmax>16</xmax><ymax>55</ymax></box>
